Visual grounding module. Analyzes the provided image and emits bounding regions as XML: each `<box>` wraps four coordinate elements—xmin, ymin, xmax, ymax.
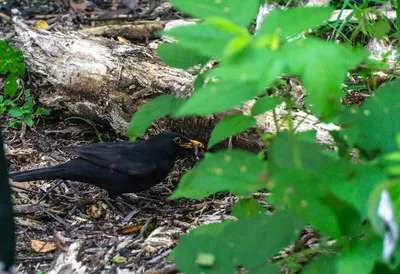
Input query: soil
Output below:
<box><xmin>4</xmin><ymin>115</ymin><xmax>245</xmax><ymax>273</ymax></box>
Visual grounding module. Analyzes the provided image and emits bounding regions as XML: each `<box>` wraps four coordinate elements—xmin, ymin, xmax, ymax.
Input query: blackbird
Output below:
<box><xmin>0</xmin><ymin>129</ymin><xmax>15</xmax><ymax>272</ymax></box>
<box><xmin>9</xmin><ymin>132</ymin><xmax>204</xmax><ymax>195</ymax></box>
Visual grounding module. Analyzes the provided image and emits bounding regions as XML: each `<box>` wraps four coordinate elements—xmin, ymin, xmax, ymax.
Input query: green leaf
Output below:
<box><xmin>23</xmin><ymin>113</ymin><xmax>33</xmax><ymax>127</ymax></box>
<box><xmin>224</xmin><ymin>36</ymin><xmax>251</xmax><ymax>58</ymax></box>
<box><xmin>3</xmin><ymin>100</ymin><xmax>14</xmax><ymax>107</ymax></box>
<box><xmin>269</xmin><ymin>169</ymin><xmax>342</xmax><ymax>238</ymax></box>
<box><xmin>221</xmin><ymin>212</ymin><xmax>305</xmax><ymax>269</ymax></box>
<box><xmin>320</xmin><ymin>161</ymin><xmax>387</xmax><ymax>218</ymax></box>
<box><xmin>340</xmin><ymin>80</ymin><xmax>400</xmax><ymax>155</ymax></box>
<box><xmin>170</xmin><ymin>150</ymin><xmax>267</xmax><ymax>199</ymax></box>
<box><xmin>8</xmin><ymin>107</ymin><xmax>22</xmax><ymax>118</ymax></box>
<box><xmin>268</xmin><ymin>131</ymin><xmax>334</xmax><ymax>175</ymax></box>
<box><xmin>283</xmin><ymin>38</ymin><xmax>367</xmax><ymax>120</ymax></box>
<box><xmin>251</xmin><ymin>96</ymin><xmax>283</xmax><ymax>116</ymax></box>
<box><xmin>303</xmin><ymin>255</ymin><xmax>337</xmax><ymax>274</ymax></box>
<box><xmin>208</xmin><ymin>47</ymin><xmax>284</xmax><ymax>89</ymax></box>
<box><xmin>163</xmin><ymin>23</ymin><xmax>237</xmax><ymax>60</ymax></box>
<box><xmin>231</xmin><ymin>197</ymin><xmax>267</xmax><ymax>219</ymax></box>
<box><xmin>8</xmin><ymin>120</ymin><xmax>22</xmax><ymax>128</ymax></box>
<box><xmin>257</xmin><ymin>7</ymin><xmax>334</xmax><ymax>39</ymax></box>
<box><xmin>249</xmin><ymin>264</ymin><xmax>280</xmax><ymax>274</ymax></box>
<box><xmin>208</xmin><ymin>114</ymin><xmax>256</xmax><ymax>149</ymax></box>
<box><xmin>174</xmin><ymin>235</ymin><xmax>235</xmax><ymax>274</ymax></box>
<box><xmin>170</xmin><ymin>0</ymin><xmax>260</xmax><ymax>27</ymax></box>
<box><xmin>175</xmin><ymin>81</ymin><xmax>264</xmax><ymax>117</ymax></box>
<box><xmin>173</xmin><ymin>212</ymin><xmax>305</xmax><ymax>273</ymax></box>
<box><xmin>35</xmin><ymin>107</ymin><xmax>50</xmax><ymax>116</ymax></box>
<box><xmin>157</xmin><ymin>42</ymin><xmax>210</xmax><ymax>69</ymax></box>
<box><xmin>127</xmin><ymin>95</ymin><xmax>184</xmax><ymax>140</ymax></box>
<box><xmin>372</xmin><ymin>19</ymin><xmax>390</xmax><ymax>40</ymax></box>
<box><xmin>4</xmin><ymin>73</ymin><xmax>18</xmax><ymax>96</ymax></box>
<box><xmin>372</xmin><ymin>264</ymin><xmax>400</xmax><ymax>274</ymax></box>
<box><xmin>336</xmin><ymin>238</ymin><xmax>381</xmax><ymax>274</ymax></box>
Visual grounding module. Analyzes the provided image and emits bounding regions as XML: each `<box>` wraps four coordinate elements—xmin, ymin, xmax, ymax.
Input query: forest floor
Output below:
<box><xmin>1</xmin><ymin>0</ymin><xmax>393</xmax><ymax>273</ymax></box>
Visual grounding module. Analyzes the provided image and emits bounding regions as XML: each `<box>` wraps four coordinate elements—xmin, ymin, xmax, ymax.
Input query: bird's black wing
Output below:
<box><xmin>64</xmin><ymin>141</ymin><xmax>157</xmax><ymax>177</ymax></box>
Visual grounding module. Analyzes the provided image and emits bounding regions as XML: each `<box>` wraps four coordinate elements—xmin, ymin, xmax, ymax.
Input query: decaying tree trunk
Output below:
<box><xmin>9</xmin><ymin>20</ymin><xmax>337</xmax><ymax>149</ymax></box>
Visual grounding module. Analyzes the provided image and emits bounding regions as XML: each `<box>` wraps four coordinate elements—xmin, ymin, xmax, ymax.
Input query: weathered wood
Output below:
<box><xmin>11</xmin><ymin>23</ymin><xmax>194</xmax><ymax>134</ymax></box>
<box><xmin>10</xmin><ymin>20</ymin><xmax>337</xmax><ymax>148</ymax></box>
<box><xmin>79</xmin><ymin>21</ymin><xmax>167</xmax><ymax>39</ymax></box>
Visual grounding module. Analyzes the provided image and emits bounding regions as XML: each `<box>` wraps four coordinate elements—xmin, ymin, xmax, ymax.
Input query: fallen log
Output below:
<box><xmin>9</xmin><ymin>18</ymin><xmax>337</xmax><ymax>150</ymax></box>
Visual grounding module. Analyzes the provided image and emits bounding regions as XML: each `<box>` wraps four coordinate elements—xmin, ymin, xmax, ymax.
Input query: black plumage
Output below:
<box><xmin>0</xmin><ymin>129</ymin><xmax>15</xmax><ymax>272</ymax></box>
<box><xmin>10</xmin><ymin>132</ymin><xmax>204</xmax><ymax>195</ymax></box>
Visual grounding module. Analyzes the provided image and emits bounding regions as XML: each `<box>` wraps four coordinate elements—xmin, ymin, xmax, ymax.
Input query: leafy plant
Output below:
<box><xmin>127</xmin><ymin>1</ymin><xmax>399</xmax><ymax>273</ymax></box>
<box><xmin>0</xmin><ymin>40</ymin><xmax>49</xmax><ymax>128</ymax></box>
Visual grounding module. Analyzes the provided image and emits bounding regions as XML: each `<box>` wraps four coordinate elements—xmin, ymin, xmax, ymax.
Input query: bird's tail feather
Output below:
<box><xmin>9</xmin><ymin>166</ymin><xmax>66</xmax><ymax>182</ymax></box>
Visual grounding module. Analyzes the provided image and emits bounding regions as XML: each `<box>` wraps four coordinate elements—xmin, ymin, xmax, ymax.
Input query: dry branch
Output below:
<box><xmin>79</xmin><ymin>21</ymin><xmax>167</xmax><ymax>39</ymax></box>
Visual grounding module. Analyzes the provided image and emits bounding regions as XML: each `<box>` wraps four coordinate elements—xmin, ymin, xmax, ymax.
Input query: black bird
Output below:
<box><xmin>10</xmin><ymin>132</ymin><xmax>204</xmax><ymax>195</ymax></box>
<box><xmin>0</xmin><ymin>129</ymin><xmax>15</xmax><ymax>272</ymax></box>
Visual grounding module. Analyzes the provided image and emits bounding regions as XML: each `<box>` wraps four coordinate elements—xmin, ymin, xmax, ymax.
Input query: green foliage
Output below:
<box><xmin>208</xmin><ymin>114</ymin><xmax>256</xmax><ymax>149</ymax></box>
<box><xmin>128</xmin><ymin>95</ymin><xmax>184</xmax><ymax>140</ymax></box>
<box><xmin>257</xmin><ymin>7</ymin><xmax>334</xmax><ymax>39</ymax></box>
<box><xmin>0</xmin><ymin>41</ymin><xmax>49</xmax><ymax>128</ymax></box>
<box><xmin>171</xmin><ymin>0</ymin><xmax>260</xmax><ymax>27</ymax></box>
<box><xmin>251</xmin><ymin>96</ymin><xmax>283</xmax><ymax>116</ymax></box>
<box><xmin>231</xmin><ymin>197</ymin><xmax>267</xmax><ymax>219</ymax></box>
<box><xmin>127</xmin><ymin>1</ymin><xmax>400</xmax><ymax>273</ymax></box>
<box><xmin>170</xmin><ymin>150</ymin><xmax>266</xmax><ymax>199</ymax></box>
<box><xmin>340</xmin><ymin>80</ymin><xmax>400</xmax><ymax>156</ymax></box>
<box><xmin>173</xmin><ymin>212</ymin><xmax>305</xmax><ymax>273</ymax></box>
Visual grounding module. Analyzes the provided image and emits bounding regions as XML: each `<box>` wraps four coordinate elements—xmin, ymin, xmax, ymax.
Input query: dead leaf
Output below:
<box><xmin>121</xmin><ymin>223</ymin><xmax>143</xmax><ymax>234</ymax></box>
<box><xmin>11</xmin><ymin>181</ymin><xmax>31</xmax><ymax>192</ymax></box>
<box><xmin>30</xmin><ymin>20</ymin><xmax>49</xmax><ymax>30</ymax></box>
<box><xmin>31</xmin><ymin>240</ymin><xmax>56</xmax><ymax>253</ymax></box>
<box><xmin>87</xmin><ymin>205</ymin><xmax>102</xmax><ymax>219</ymax></box>
<box><xmin>117</xmin><ymin>36</ymin><xmax>131</xmax><ymax>43</ymax></box>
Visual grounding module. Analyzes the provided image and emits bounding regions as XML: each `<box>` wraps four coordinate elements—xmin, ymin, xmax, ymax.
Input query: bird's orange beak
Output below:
<box><xmin>180</xmin><ymin>140</ymin><xmax>204</xmax><ymax>149</ymax></box>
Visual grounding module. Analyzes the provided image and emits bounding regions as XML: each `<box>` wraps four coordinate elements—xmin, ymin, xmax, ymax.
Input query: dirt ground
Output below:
<box><xmin>0</xmin><ymin>1</ymin><xmax>243</xmax><ymax>272</ymax></box>
<box><xmin>4</xmin><ymin>115</ymin><xmax>250</xmax><ymax>273</ymax></box>
<box><xmin>0</xmin><ymin>0</ymin><xmax>345</xmax><ymax>272</ymax></box>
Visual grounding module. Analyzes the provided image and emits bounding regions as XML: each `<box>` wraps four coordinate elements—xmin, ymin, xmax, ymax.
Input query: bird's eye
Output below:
<box><xmin>173</xmin><ymin>137</ymin><xmax>182</xmax><ymax>144</ymax></box>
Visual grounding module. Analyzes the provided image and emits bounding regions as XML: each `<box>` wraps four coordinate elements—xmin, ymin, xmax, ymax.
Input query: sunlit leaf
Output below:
<box><xmin>208</xmin><ymin>114</ymin><xmax>256</xmax><ymax>149</ymax></box>
<box><xmin>170</xmin><ymin>150</ymin><xmax>267</xmax><ymax>199</ymax></box>
<box><xmin>128</xmin><ymin>95</ymin><xmax>184</xmax><ymax>140</ymax></box>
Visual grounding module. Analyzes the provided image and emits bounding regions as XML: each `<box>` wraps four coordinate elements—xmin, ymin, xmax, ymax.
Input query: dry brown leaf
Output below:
<box><xmin>11</xmin><ymin>180</ymin><xmax>32</xmax><ymax>192</ymax></box>
<box><xmin>30</xmin><ymin>20</ymin><xmax>49</xmax><ymax>30</ymax></box>
<box><xmin>31</xmin><ymin>240</ymin><xmax>56</xmax><ymax>253</ymax></box>
<box><xmin>121</xmin><ymin>223</ymin><xmax>143</xmax><ymax>234</ymax></box>
<box><xmin>87</xmin><ymin>205</ymin><xmax>102</xmax><ymax>219</ymax></box>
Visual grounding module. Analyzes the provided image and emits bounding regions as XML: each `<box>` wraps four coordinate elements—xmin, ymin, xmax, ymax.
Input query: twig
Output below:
<box><xmin>0</xmin><ymin>12</ymin><xmax>11</xmax><ymax>22</ymax></box>
<box><xmin>36</xmin><ymin>180</ymin><xmax>64</xmax><ymax>204</ymax></box>
<box><xmin>38</xmin><ymin>205</ymin><xmax>71</xmax><ymax>228</ymax></box>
